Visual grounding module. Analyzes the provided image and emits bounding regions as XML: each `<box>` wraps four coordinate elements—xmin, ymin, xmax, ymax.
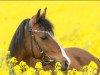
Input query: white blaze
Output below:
<box><xmin>59</xmin><ymin>45</ymin><xmax>71</xmax><ymax>64</ymax></box>
<box><xmin>49</xmin><ymin>33</ymin><xmax>71</xmax><ymax>64</ymax></box>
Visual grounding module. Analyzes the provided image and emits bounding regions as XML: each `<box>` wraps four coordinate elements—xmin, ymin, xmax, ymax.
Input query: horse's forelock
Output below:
<box><xmin>37</xmin><ymin>17</ymin><xmax>54</xmax><ymax>35</ymax></box>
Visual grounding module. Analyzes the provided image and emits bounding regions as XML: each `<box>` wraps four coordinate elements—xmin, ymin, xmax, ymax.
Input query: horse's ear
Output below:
<box><xmin>41</xmin><ymin>8</ymin><xmax>47</xmax><ymax>18</ymax></box>
<box><xmin>30</xmin><ymin>9</ymin><xmax>41</xmax><ymax>25</ymax></box>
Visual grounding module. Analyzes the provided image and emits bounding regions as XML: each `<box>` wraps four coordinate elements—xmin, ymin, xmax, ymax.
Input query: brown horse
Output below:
<box><xmin>9</xmin><ymin>8</ymin><xmax>70</xmax><ymax>71</ymax></box>
<box><xmin>9</xmin><ymin>8</ymin><xmax>100</xmax><ymax>73</ymax></box>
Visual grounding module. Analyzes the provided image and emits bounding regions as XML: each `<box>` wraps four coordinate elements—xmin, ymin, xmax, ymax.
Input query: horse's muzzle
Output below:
<box><xmin>61</xmin><ymin>60</ymin><xmax>68</xmax><ymax>71</ymax></box>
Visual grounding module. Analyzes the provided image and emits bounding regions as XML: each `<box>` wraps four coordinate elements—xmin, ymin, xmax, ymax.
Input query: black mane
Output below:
<box><xmin>9</xmin><ymin>18</ymin><xmax>54</xmax><ymax>56</ymax></box>
<box><xmin>38</xmin><ymin>17</ymin><xmax>54</xmax><ymax>35</ymax></box>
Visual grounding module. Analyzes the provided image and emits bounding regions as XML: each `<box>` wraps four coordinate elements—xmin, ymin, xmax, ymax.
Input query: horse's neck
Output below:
<box><xmin>16</xmin><ymin>48</ymin><xmax>26</xmax><ymax>62</ymax></box>
<box><xmin>9</xmin><ymin>44</ymin><xmax>26</xmax><ymax>62</ymax></box>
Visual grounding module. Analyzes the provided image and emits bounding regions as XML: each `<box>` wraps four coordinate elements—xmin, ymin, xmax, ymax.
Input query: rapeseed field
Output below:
<box><xmin>0</xmin><ymin>1</ymin><xmax>100</xmax><ymax>75</ymax></box>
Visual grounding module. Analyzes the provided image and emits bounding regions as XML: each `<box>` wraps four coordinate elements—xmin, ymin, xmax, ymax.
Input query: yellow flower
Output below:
<box><xmin>23</xmin><ymin>67</ymin><xmax>36</xmax><ymax>75</ymax></box>
<box><xmin>99</xmin><ymin>72</ymin><xmax>100</xmax><ymax>75</ymax></box>
<box><xmin>44</xmin><ymin>70</ymin><xmax>52</xmax><ymax>75</ymax></box>
<box><xmin>81</xmin><ymin>61</ymin><xmax>98</xmax><ymax>75</ymax></box>
<box><xmin>19</xmin><ymin>61</ymin><xmax>29</xmax><ymax>72</ymax></box>
<box><xmin>14</xmin><ymin>65</ymin><xmax>22</xmax><ymax>74</ymax></box>
<box><xmin>67</xmin><ymin>70</ymin><xmax>73</xmax><ymax>75</ymax></box>
<box><xmin>67</xmin><ymin>69</ymin><xmax>82</xmax><ymax>75</ymax></box>
<box><xmin>82</xmin><ymin>65</ymin><xmax>88</xmax><ymax>71</ymax></box>
<box><xmin>10</xmin><ymin>57</ymin><xmax>18</xmax><ymax>65</ymax></box>
<box><xmin>55</xmin><ymin>62</ymin><xmax>62</xmax><ymax>70</ymax></box>
<box><xmin>35</xmin><ymin>62</ymin><xmax>43</xmax><ymax>69</ymax></box>
<box><xmin>89</xmin><ymin>61</ymin><xmax>98</xmax><ymax>70</ymax></box>
<box><xmin>39</xmin><ymin>70</ymin><xmax>52</xmax><ymax>75</ymax></box>
<box><xmin>6</xmin><ymin>51</ymin><xmax>10</xmax><ymax>55</ymax></box>
<box><xmin>54</xmin><ymin>62</ymin><xmax>64</xmax><ymax>75</ymax></box>
<box><xmin>55</xmin><ymin>70</ymin><xmax>64</xmax><ymax>75</ymax></box>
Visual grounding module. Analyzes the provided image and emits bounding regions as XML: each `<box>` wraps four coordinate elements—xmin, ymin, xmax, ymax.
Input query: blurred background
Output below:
<box><xmin>0</xmin><ymin>1</ymin><xmax>100</xmax><ymax>59</ymax></box>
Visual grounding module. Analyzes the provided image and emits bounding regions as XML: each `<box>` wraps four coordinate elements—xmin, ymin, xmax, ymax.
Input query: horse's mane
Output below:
<box><xmin>37</xmin><ymin>17</ymin><xmax>54</xmax><ymax>35</ymax></box>
<box><xmin>9</xmin><ymin>17</ymin><xmax>54</xmax><ymax>56</ymax></box>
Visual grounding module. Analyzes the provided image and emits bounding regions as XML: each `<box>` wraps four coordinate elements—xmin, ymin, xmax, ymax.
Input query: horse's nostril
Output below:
<box><xmin>61</xmin><ymin>60</ymin><xmax>69</xmax><ymax>71</ymax></box>
<box><xmin>65</xmin><ymin>61</ymin><xmax>68</xmax><ymax>68</ymax></box>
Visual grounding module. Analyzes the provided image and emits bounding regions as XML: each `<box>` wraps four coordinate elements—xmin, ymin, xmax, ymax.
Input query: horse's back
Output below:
<box><xmin>64</xmin><ymin>47</ymin><xmax>100</xmax><ymax>71</ymax></box>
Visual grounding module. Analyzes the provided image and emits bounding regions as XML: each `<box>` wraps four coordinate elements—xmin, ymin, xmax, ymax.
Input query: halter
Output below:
<box><xmin>26</xmin><ymin>19</ymin><xmax>55</xmax><ymax>66</ymax></box>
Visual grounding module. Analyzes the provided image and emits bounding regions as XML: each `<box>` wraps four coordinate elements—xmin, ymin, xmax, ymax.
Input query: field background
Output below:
<box><xmin>0</xmin><ymin>1</ymin><xmax>100</xmax><ymax>59</ymax></box>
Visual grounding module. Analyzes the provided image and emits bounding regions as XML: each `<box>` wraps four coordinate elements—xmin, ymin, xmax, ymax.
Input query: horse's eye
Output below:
<box><xmin>40</xmin><ymin>35</ymin><xmax>48</xmax><ymax>40</ymax></box>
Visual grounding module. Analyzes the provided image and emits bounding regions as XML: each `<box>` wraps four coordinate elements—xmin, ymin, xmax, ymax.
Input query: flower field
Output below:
<box><xmin>0</xmin><ymin>1</ymin><xmax>100</xmax><ymax>75</ymax></box>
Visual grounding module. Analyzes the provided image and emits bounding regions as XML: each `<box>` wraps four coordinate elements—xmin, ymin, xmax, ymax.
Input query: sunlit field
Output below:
<box><xmin>0</xmin><ymin>1</ymin><xmax>100</xmax><ymax>75</ymax></box>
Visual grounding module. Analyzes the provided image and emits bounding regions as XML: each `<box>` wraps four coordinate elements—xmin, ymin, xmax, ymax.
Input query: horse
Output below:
<box><xmin>9</xmin><ymin>8</ymin><xmax>70</xmax><ymax>71</ymax></box>
<box><xmin>9</xmin><ymin>8</ymin><xmax>100</xmax><ymax>73</ymax></box>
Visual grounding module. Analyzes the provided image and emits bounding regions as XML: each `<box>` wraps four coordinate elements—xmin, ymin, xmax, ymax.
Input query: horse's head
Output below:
<box><xmin>24</xmin><ymin>8</ymin><xmax>71</xmax><ymax>71</ymax></box>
